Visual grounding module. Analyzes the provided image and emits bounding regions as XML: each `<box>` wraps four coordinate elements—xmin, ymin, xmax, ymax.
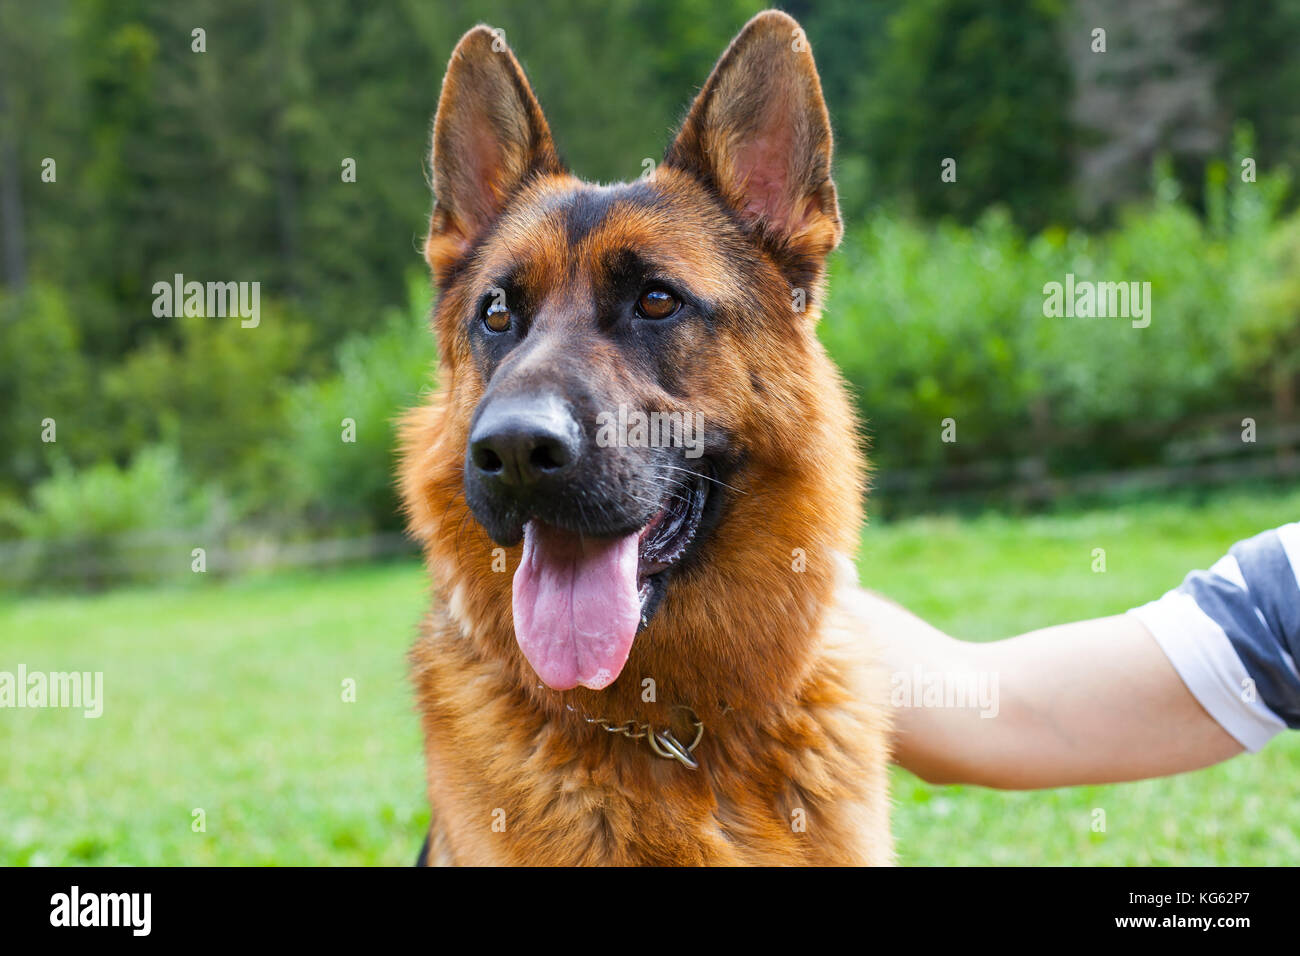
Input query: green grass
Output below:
<box><xmin>2</xmin><ymin>485</ymin><xmax>1298</xmax><ymax>865</ymax></box>
<box><xmin>0</xmin><ymin>562</ymin><xmax>430</xmax><ymax>866</ymax></box>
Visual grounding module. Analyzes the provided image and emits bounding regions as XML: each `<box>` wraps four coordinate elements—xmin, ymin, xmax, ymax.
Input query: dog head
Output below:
<box><xmin>403</xmin><ymin>11</ymin><xmax>862</xmax><ymax>703</ymax></box>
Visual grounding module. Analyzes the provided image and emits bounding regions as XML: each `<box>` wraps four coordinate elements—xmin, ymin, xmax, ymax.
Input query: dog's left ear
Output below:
<box><xmin>665</xmin><ymin>10</ymin><xmax>842</xmax><ymax>263</ymax></box>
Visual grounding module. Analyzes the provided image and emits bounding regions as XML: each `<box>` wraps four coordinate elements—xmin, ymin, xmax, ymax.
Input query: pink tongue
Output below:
<box><xmin>512</xmin><ymin>521</ymin><xmax>642</xmax><ymax>690</ymax></box>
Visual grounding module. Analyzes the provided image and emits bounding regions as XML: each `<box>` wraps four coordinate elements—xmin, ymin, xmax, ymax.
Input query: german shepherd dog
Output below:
<box><xmin>401</xmin><ymin>10</ymin><xmax>892</xmax><ymax>865</ymax></box>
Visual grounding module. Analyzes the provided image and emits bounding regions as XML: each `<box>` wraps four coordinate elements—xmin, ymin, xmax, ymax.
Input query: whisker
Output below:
<box><xmin>652</xmin><ymin>464</ymin><xmax>746</xmax><ymax>495</ymax></box>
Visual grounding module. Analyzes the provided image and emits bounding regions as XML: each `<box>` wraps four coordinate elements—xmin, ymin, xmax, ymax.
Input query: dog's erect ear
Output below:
<box><xmin>664</xmin><ymin>11</ymin><xmax>841</xmax><ymax>262</ymax></box>
<box><xmin>426</xmin><ymin>26</ymin><xmax>563</xmax><ymax>282</ymax></box>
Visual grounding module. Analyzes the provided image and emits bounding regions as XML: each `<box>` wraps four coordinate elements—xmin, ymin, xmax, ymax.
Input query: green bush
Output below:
<box><xmin>102</xmin><ymin>305</ymin><xmax>313</xmax><ymax>517</ymax></box>
<box><xmin>0</xmin><ymin>283</ymin><xmax>98</xmax><ymax>495</ymax></box>
<box><xmin>279</xmin><ymin>274</ymin><xmax>437</xmax><ymax>530</ymax></box>
<box><xmin>1</xmin><ymin>446</ymin><xmax>215</xmax><ymax>589</ymax></box>
<box><xmin>822</xmin><ymin>150</ymin><xmax>1296</xmax><ymax>483</ymax></box>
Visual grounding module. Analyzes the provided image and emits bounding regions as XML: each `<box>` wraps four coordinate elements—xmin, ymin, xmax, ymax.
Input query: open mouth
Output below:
<box><xmin>510</xmin><ymin>467</ymin><xmax>711</xmax><ymax>692</ymax></box>
<box><xmin>635</xmin><ymin>468</ymin><xmax>709</xmax><ymax>615</ymax></box>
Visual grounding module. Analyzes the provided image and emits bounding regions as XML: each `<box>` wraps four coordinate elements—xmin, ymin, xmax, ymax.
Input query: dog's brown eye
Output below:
<box><xmin>637</xmin><ymin>288</ymin><xmax>680</xmax><ymax>320</ymax></box>
<box><xmin>483</xmin><ymin>301</ymin><xmax>512</xmax><ymax>332</ymax></box>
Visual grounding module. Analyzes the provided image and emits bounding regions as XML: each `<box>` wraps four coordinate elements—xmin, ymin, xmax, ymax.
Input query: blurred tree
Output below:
<box><xmin>857</xmin><ymin>0</ymin><xmax>1074</xmax><ymax>229</ymax></box>
<box><xmin>3</xmin><ymin>0</ymin><xmax>1300</xmax><ymax>538</ymax></box>
<box><xmin>1212</xmin><ymin>0</ymin><xmax>1300</xmax><ymax>197</ymax></box>
<box><xmin>795</xmin><ymin>0</ymin><xmax>901</xmax><ymax>222</ymax></box>
<box><xmin>1067</xmin><ymin>0</ymin><xmax>1223</xmax><ymax>220</ymax></box>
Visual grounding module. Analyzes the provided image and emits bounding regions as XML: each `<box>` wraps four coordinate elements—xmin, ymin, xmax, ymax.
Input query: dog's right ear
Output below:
<box><xmin>426</xmin><ymin>26</ymin><xmax>563</xmax><ymax>284</ymax></box>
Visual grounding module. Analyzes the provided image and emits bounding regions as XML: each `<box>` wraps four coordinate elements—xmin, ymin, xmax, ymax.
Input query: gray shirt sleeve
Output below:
<box><xmin>1128</xmin><ymin>522</ymin><xmax>1300</xmax><ymax>752</ymax></box>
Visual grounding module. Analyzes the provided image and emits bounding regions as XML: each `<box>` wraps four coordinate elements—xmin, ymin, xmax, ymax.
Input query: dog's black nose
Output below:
<box><xmin>469</xmin><ymin>395</ymin><xmax>582</xmax><ymax>487</ymax></box>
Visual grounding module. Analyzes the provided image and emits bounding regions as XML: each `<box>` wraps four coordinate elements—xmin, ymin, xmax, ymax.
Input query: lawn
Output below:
<box><xmin>2</xmin><ymin>485</ymin><xmax>1298</xmax><ymax>865</ymax></box>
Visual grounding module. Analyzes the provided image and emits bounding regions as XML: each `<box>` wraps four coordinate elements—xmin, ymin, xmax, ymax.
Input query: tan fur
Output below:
<box><xmin>401</xmin><ymin>11</ymin><xmax>892</xmax><ymax>866</ymax></box>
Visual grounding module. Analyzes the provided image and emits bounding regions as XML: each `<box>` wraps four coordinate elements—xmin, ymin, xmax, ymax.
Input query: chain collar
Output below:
<box><xmin>565</xmin><ymin>703</ymin><xmax>705</xmax><ymax>770</ymax></box>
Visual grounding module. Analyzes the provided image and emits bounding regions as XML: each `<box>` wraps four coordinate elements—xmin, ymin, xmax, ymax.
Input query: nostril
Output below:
<box><xmin>472</xmin><ymin>444</ymin><xmax>504</xmax><ymax>474</ymax></box>
<box><xmin>529</xmin><ymin>440</ymin><xmax>568</xmax><ymax>473</ymax></box>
